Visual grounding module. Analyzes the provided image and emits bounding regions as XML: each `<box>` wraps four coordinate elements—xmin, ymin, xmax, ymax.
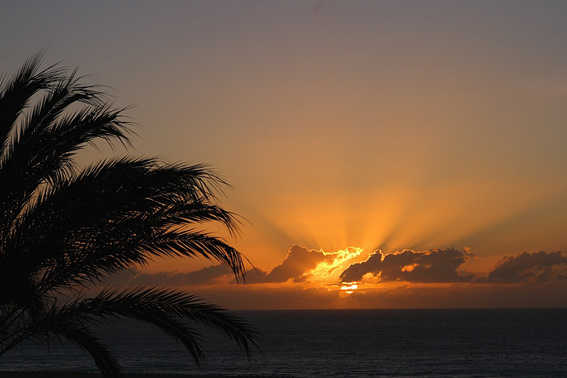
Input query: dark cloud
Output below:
<box><xmin>484</xmin><ymin>251</ymin><xmax>567</xmax><ymax>283</ymax></box>
<box><xmin>339</xmin><ymin>251</ymin><xmax>383</xmax><ymax>282</ymax></box>
<box><xmin>109</xmin><ymin>245</ymin><xmax>355</xmax><ymax>287</ymax></box>
<box><xmin>340</xmin><ymin>247</ymin><xmax>567</xmax><ymax>285</ymax></box>
<box><xmin>263</xmin><ymin>244</ymin><xmax>328</xmax><ymax>283</ymax></box>
<box><xmin>340</xmin><ymin>248</ymin><xmax>474</xmax><ymax>283</ymax></box>
<box><xmin>238</xmin><ymin>268</ymin><xmax>268</xmax><ymax>284</ymax></box>
<box><xmin>121</xmin><ymin>264</ymin><xmax>271</xmax><ymax>286</ymax></box>
<box><xmin>105</xmin><ymin>244</ymin><xmax>329</xmax><ymax>287</ymax></box>
<box><xmin>101</xmin><ymin>246</ymin><xmax>567</xmax><ymax>309</ymax></box>
<box><xmin>111</xmin><ymin>264</ymin><xmax>233</xmax><ymax>287</ymax></box>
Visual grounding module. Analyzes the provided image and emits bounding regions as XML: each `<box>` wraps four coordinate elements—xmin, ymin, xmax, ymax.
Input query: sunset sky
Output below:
<box><xmin>3</xmin><ymin>0</ymin><xmax>567</xmax><ymax>308</ymax></box>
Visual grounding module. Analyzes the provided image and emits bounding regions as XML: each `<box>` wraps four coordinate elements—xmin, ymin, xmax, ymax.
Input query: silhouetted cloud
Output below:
<box><xmin>263</xmin><ymin>244</ymin><xmax>328</xmax><ymax>283</ymax></box>
<box><xmin>338</xmin><ymin>251</ymin><xmax>383</xmax><ymax>282</ymax></box>
<box><xmin>113</xmin><ymin>264</ymin><xmax>270</xmax><ymax>286</ymax></box>
<box><xmin>340</xmin><ymin>248</ymin><xmax>474</xmax><ymax>283</ymax></box>
<box><xmin>234</xmin><ymin>245</ymin><xmax>362</xmax><ymax>284</ymax></box>
<box><xmin>484</xmin><ymin>251</ymin><xmax>567</xmax><ymax>283</ymax></box>
<box><xmin>110</xmin><ymin>244</ymin><xmax>327</xmax><ymax>287</ymax></box>
<box><xmin>112</xmin><ymin>264</ymin><xmax>233</xmax><ymax>286</ymax></box>
<box><xmin>100</xmin><ymin>246</ymin><xmax>567</xmax><ymax>309</ymax></box>
<box><xmin>237</xmin><ymin>268</ymin><xmax>268</xmax><ymax>284</ymax></box>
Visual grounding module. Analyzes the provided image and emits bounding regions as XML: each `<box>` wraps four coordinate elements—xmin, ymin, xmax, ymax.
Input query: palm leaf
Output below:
<box><xmin>0</xmin><ymin>52</ymin><xmax>64</xmax><ymax>155</ymax></box>
<box><xmin>0</xmin><ymin>55</ymin><xmax>259</xmax><ymax>376</ymax></box>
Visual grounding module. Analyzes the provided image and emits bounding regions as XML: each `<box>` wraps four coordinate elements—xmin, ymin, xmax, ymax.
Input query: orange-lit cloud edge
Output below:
<box><xmin>112</xmin><ymin>245</ymin><xmax>567</xmax><ymax>310</ymax></box>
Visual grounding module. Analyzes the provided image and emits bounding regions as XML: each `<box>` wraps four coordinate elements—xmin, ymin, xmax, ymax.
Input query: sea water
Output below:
<box><xmin>2</xmin><ymin>309</ymin><xmax>567</xmax><ymax>376</ymax></box>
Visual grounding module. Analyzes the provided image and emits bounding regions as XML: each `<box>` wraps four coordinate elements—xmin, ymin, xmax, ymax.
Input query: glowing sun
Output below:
<box><xmin>340</xmin><ymin>281</ymin><xmax>358</xmax><ymax>294</ymax></box>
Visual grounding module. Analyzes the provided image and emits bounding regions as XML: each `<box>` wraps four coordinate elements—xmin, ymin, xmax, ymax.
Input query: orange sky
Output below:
<box><xmin>3</xmin><ymin>1</ymin><xmax>567</xmax><ymax>308</ymax></box>
<box><xmin>114</xmin><ymin>244</ymin><xmax>567</xmax><ymax>309</ymax></box>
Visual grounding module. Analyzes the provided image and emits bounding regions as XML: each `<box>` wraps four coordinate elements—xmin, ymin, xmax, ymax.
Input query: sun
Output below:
<box><xmin>340</xmin><ymin>281</ymin><xmax>358</xmax><ymax>294</ymax></box>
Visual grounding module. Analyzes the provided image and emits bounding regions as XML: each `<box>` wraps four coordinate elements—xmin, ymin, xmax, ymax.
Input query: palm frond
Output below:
<box><xmin>5</xmin><ymin>155</ymin><xmax>244</xmax><ymax>295</ymax></box>
<box><xmin>0</xmin><ymin>56</ymin><xmax>132</xmax><ymax>242</ymax></box>
<box><xmin>0</xmin><ymin>55</ymin><xmax>258</xmax><ymax>376</ymax></box>
<box><xmin>44</xmin><ymin>321</ymin><xmax>121</xmax><ymax>377</ymax></box>
<box><xmin>0</xmin><ymin>52</ymin><xmax>64</xmax><ymax>156</ymax></box>
<box><xmin>0</xmin><ymin>305</ymin><xmax>121</xmax><ymax>377</ymax></box>
<box><xmin>4</xmin><ymin>287</ymin><xmax>258</xmax><ymax>368</ymax></box>
<box><xmin>0</xmin><ymin>105</ymin><xmax>131</xmax><ymax>230</ymax></box>
<box><xmin>79</xmin><ymin>287</ymin><xmax>258</xmax><ymax>361</ymax></box>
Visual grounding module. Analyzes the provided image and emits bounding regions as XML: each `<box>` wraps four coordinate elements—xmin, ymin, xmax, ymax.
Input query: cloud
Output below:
<box><xmin>238</xmin><ymin>268</ymin><xmax>268</xmax><ymax>284</ymax></box>
<box><xmin>263</xmin><ymin>244</ymin><xmax>329</xmax><ymax>283</ymax></box>
<box><xmin>116</xmin><ymin>264</ymin><xmax>270</xmax><ymax>286</ymax></box>
<box><xmin>484</xmin><ymin>251</ymin><xmax>567</xmax><ymax>283</ymax></box>
<box><xmin>110</xmin><ymin>264</ymin><xmax>235</xmax><ymax>287</ymax></box>
<box><xmin>340</xmin><ymin>248</ymin><xmax>475</xmax><ymax>283</ymax></box>
<box><xmin>339</xmin><ymin>251</ymin><xmax>383</xmax><ymax>282</ymax></box>
<box><xmin>106</xmin><ymin>244</ymin><xmax>330</xmax><ymax>287</ymax></box>
<box><xmin>100</xmin><ymin>246</ymin><xmax>567</xmax><ymax>310</ymax></box>
<box><xmin>339</xmin><ymin>247</ymin><xmax>567</xmax><ymax>285</ymax></box>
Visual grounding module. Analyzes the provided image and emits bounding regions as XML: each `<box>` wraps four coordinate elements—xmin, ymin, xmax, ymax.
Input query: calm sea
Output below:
<box><xmin>2</xmin><ymin>309</ymin><xmax>567</xmax><ymax>376</ymax></box>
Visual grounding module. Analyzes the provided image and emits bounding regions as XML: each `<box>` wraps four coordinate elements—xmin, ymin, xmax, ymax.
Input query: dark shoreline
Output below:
<box><xmin>0</xmin><ymin>373</ymin><xmax>193</xmax><ymax>378</ymax></box>
<box><xmin>0</xmin><ymin>372</ymin><xmax>280</xmax><ymax>378</ymax></box>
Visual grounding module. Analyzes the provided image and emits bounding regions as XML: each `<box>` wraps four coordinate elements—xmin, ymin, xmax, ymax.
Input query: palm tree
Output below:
<box><xmin>0</xmin><ymin>53</ymin><xmax>258</xmax><ymax>377</ymax></box>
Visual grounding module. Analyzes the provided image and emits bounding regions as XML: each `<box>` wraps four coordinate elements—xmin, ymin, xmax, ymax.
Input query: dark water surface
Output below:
<box><xmin>2</xmin><ymin>309</ymin><xmax>567</xmax><ymax>376</ymax></box>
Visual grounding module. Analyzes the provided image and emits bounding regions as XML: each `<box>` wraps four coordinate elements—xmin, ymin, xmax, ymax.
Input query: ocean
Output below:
<box><xmin>2</xmin><ymin>309</ymin><xmax>567</xmax><ymax>376</ymax></box>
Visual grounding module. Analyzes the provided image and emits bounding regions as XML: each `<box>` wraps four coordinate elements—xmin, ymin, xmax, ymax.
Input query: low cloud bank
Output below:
<box><xmin>340</xmin><ymin>248</ymin><xmax>567</xmax><ymax>284</ymax></box>
<box><xmin>340</xmin><ymin>248</ymin><xmax>474</xmax><ymax>283</ymax></box>
<box><xmin>117</xmin><ymin>264</ymin><xmax>233</xmax><ymax>286</ymax></box>
<box><xmin>105</xmin><ymin>246</ymin><xmax>567</xmax><ymax>309</ymax></box>
<box><xmin>113</xmin><ymin>244</ymin><xmax>326</xmax><ymax>287</ymax></box>
<box><xmin>484</xmin><ymin>251</ymin><xmax>567</xmax><ymax>283</ymax></box>
<box><xmin>115</xmin><ymin>246</ymin><xmax>567</xmax><ymax>290</ymax></box>
<box><xmin>114</xmin><ymin>264</ymin><xmax>268</xmax><ymax>287</ymax></box>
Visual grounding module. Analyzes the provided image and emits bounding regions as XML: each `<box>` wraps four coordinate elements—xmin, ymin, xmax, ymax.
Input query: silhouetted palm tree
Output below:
<box><xmin>0</xmin><ymin>54</ymin><xmax>258</xmax><ymax>377</ymax></box>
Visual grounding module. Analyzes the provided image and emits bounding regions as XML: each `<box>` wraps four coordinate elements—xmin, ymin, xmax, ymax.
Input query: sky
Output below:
<box><xmin>2</xmin><ymin>0</ymin><xmax>567</xmax><ymax>309</ymax></box>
